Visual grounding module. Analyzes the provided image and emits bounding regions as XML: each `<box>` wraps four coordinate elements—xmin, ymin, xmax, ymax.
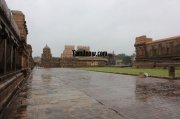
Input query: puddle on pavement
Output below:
<box><xmin>6</xmin><ymin>68</ymin><xmax>180</xmax><ymax>119</ymax></box>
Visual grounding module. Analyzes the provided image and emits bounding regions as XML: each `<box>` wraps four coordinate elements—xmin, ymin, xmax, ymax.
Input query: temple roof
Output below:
<box><xmin>44</xmin><ymin>44</ymin><xmax>50</xmax><ymax>49</ymax></box>
<box><xmin>147</xmin><ymin>35</ymin><xmax>180</xmax><ymax>44</ymax></box>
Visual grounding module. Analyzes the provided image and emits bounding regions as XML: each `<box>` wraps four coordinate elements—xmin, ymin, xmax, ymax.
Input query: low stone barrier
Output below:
<box><xmin>0</xmin><ymin>70</ymin><xmax>30</xmax><ymax>118</ymax></box>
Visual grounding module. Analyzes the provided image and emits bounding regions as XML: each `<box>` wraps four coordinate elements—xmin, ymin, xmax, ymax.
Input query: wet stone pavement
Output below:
<box><xmin>6</xmin><ymin>68</ymin><xmax>180</xmax><ymax>119</ymax></box>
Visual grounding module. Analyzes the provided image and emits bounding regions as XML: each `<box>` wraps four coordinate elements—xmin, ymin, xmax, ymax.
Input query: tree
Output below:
<box><xmin>116</xmin><ymin>53</ymin><xmax>134</xmax><ymax>65</ymax></box>
<box><xmin>116</xmin><ymin>53</ymin><xmax>126</xmax><ymax>60</ymax></box>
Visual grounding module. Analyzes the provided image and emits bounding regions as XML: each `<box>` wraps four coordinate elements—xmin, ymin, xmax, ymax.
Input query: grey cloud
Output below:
<box><xmin>6</xmin><ymin>0</ymin><xmax>180</xmax><ymax>56</ymax></box>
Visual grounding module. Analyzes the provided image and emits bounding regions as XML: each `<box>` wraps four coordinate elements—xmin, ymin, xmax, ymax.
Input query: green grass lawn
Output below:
<box><xmin>79</xmin><ymin>67</ymin><xmax>180</xmax><ymax>78</ymax></box>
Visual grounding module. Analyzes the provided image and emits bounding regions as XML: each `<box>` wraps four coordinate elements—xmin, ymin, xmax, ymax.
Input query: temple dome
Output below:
<box><xmin>44</xmin><ymin>44</ymin><xmax>50</xmax><ymax>49</ymax></box>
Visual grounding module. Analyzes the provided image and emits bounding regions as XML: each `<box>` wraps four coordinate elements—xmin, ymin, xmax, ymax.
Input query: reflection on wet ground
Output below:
<box><xmin>7</xmin><ymin>68</ymin><xmax>180</xmax><ymax>119</ymax></box>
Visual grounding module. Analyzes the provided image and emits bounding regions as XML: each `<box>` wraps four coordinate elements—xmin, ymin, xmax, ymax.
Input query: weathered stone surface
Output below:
<box><xmin>41</xmin><ymin>45</ymin><xmax>60</xmax><ymax>68</ymax></box>
<box><xmin>11</xmin><ymin>10</ymin><xmax>28</xmax><ymax>42</ymax></box>
<box><xmin>7</xmin><ymin>69</ymin><xmax>126</xmax><ymax>119</ymax></box>
<box><xmin>6</xmin><ymin>68</ymin><xmax>180</xmax><ymax>119</ymax></box>
<box><xmin>134</xmin><ymin>35</ymin><xmax>180</xmax><ymax>68</ymax></box>
<box><xmin>77</xmin><ymin>45</ymin><xmax>90</xmax><ymax>52</ymax></box>
<box><xmin>61</xmin><ymin>45</ymin><xmax>75</xmax><ymax>58</ymax></box>
<box><xmin>41</xmin><ymin>45</ymin><xmax>108</xmax><ymax>67</ymax></box>
<box><xmin>0</xmin><ymin>1</ymin><xmax>33</xmax><ymax>117</ymax></box>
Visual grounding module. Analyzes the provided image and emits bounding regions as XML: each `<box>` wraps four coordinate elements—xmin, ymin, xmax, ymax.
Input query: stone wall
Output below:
<box><xmin>0</xmin><ymin>8</ymin><xmax>31</xmax><ymax>74</ymax></box>
<box><xmin>41</xmin><ymin>45</ymin><xmax>111</xmax><ymax>68</ymax></box>
<box><xmin>134</xmin><ymin>35</ymin><xmax>180</xmax><ymax>68</ymax></box>
<box><xmin>0</xmin><ymin>0</ymin><xmax>33</xmax><ymax>117</ymax></box>
<box><xmin>60</xmin><ymin>57</ymin><xmax>107</xmax><ymax>67</ymax></box>
<box><xmin>11</xmin><ymin>10</ymin><xmax>28</xmax><ymax>42</ymax></box>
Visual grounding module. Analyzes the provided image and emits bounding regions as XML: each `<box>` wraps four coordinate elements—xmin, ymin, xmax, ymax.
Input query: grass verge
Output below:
<box><xmin>79</xmin><ymin>67</ymin><xmax>180</xmax><ymax>78</ymax></box>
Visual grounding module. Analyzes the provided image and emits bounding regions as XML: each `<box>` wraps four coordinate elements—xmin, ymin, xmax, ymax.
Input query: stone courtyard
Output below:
<box><xmin>6</xmin><ymin>68</ymin><xmax>180</xmax><ymax>119</ymax></box>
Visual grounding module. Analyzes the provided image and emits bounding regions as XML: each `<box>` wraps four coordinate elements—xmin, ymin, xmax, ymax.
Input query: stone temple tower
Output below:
<box><xmin>41</xmin><ymin>44</ymin><xmax>52</xmax><ymax>67</ymax></box>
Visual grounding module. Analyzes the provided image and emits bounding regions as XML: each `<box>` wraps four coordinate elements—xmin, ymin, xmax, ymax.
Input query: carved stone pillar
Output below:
<box><xmin>10</xmin><ymin>45</ymin><xmax>13</xmax><ymax>70</ymax></box>
<box><xmin>0</xmin><ymin>38</ymin><xmax>4</xmax><ymax>74</ymax></box>
<box><xmin>4</xmin><ymin>39</ymin><xmax>7</xmax><ymax>74</ymax></box>
<box><xmin>14</xmin><ymin>47</ymin><xmax>16</xmax><ymax>71</ymax></box>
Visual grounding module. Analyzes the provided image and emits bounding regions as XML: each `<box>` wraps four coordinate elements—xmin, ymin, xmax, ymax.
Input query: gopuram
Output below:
<box><xmin>61</xmin><ymin>45</ymin><xmax>75</xmax><ymax>58</ymax></box>
<box><xmin>134</xmin><ymin>35</ymin><xmax>180</xmax><ymax>68</ymax></box>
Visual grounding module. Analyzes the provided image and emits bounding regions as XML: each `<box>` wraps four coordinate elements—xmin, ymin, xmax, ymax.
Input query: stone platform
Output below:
<box><xmin>6</xmin><ymin>68</ymin><xmax>180</xmax><ymax>119</ymax></box>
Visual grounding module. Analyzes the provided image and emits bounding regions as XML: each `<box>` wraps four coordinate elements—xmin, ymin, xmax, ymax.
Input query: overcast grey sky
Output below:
<box><xmin>6</xmin><ymin>0</ymin><xmax>180</xmax><ymax>57</ymax></box>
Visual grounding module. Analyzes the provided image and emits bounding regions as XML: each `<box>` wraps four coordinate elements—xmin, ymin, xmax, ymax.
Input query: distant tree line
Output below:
<box><xmin>116</xmin><ymin>53</ymin><xmax>135</xmax><ymax>65</ymax></box>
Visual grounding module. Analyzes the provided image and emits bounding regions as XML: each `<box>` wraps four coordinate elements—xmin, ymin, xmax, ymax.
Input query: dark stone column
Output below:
<box><xmin>6</xmin><ymin>39</ymin><xmax>11</xmax><ymax>72</ymax></box>
<box><xmin>10</xmin><ymin>45</ymin><xmax>13</xmax><ymax>70</ymax></box>
<box><xmin>4</xmin><ymin>39</ymin><xmax>7</xmax><ymax>74</ymax></box>
<box><xmin>169</xmin><ymin>65</ymin><xmax>175</xmax><ymax>79</ymax></box>
<box><xmin>14</xmin><ymin>47</ymin><xmax>16</xmax><ymax>71</ymax></box>
<box><xmin>0</xmin><ymin>38</ymin><xmax>4</xmax><ymax>75</ymax></box>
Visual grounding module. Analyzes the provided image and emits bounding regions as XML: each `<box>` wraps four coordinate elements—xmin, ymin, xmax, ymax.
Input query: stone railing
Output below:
<box><xmin>0</xmin><ymin>69</ymin><xmax>29</xmax><ymax>117</ymax></box>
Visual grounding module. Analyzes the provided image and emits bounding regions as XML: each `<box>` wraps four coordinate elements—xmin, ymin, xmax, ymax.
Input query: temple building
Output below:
<box><xmin>41</xmin><ymin>44</ymin><xmax>52</xmax><ymax>68</ymax></box>
<box><xmin>134</xmin><ymin>35</ymin><xmax>180</xmax><ymax>68</ymax></box>
<box><xmin>61</xmin><ymin>45</ymin><xmax>75</xmax><ymax>58</ymax></box>
<box><xmin>41</xmin><ymin>44</ymin><xmax>60</xmax><ymax>67</ymax></box>
<box><xmin>11</xmin><ymin>10</ymin><xmax>28</xmax><ymax>42</ymax></box>
<box><xmin>27</xmin><ymin>44</ymin><xmax>34</xmax><ymax>69</ymax></box>
<box><xmin>60</xmin><ymin>45</ymin><xmax>108</xmax><ymax>67</ymax></box>
<box><xmin>74</xmin><ymin>56</ymin><xmax>108</xmax><ymax>67</ymax></box>
<box><xmin>41</xmin><ymin>45</ymin><xmax>110</xmax><ymax>67</ymax></box>
<box><xmin>0</xmin><ymin>0</ymin><xmax>34</xmax><ymax>113</ymax></box>
<box><xmin>41</xmin><ymin>45</ymin><xmax>52</xmax><ymax>60</ymax></box>
<box><xmin>0</xmin><ymin>2</ymin><xmax>33</xmax><ymax>75</ymax></box>
<box><xmin>77</xmin><ymin>45</ymin><xmax>90</xmax><ymax>51</ymax></box>
<box><xmin>12</xmin><ymin>10</ymin><xmax>30</xmax><ymax>69</ymax></box>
